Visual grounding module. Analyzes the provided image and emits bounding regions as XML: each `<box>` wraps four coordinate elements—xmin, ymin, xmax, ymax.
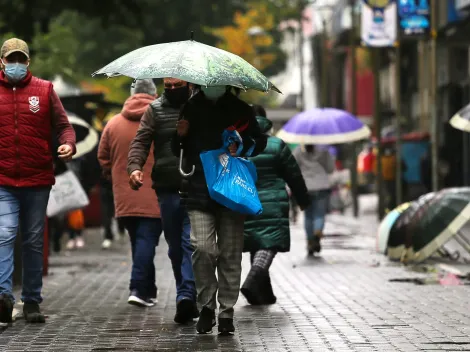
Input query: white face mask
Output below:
<box><xmin>201</xmin><ymin>86</ymin><xmax>226</xmax><ymax>101</ymax></box>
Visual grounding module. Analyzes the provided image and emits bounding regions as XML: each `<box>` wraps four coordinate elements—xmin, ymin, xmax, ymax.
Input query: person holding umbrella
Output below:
<box><xmin>293</xmin><ymin>144</ymin><xmax>335</xmax><ymax>255</ymax></box>
<box><xmin>241</xmin><ymin>105</ymin><xmax>309</xmax><ymax>305</ymax></box>
<box><xmin>173</xmin><ymin>86</ymin><xmax>267</xmax><ymax>335</ymax></box>
<box><xmin>93</xmin><ymin>34</ymin><xmax>280</xmax><ymax>332</ymax></box>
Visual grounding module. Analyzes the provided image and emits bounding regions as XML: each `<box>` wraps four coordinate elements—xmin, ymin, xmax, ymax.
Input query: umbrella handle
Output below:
<box><xmin>179</xmin><ymin>147</ymin><xmax>195</xmax><ymax>178</ymax></box>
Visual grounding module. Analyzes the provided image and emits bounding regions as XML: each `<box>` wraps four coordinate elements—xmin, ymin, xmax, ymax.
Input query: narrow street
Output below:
<box><xmin>2</xmin><ymin>197</ymin><xmax>469</xmax><ymax>351</ymax></box>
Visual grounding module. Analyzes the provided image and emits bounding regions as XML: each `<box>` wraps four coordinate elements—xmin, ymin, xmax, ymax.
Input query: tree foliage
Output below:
<box><xmin>207</xmin><ymin>3</ymin><xmax>277</xmax><ymax>73</ymax></box>
<box><xmin>0</xmin><ymin>0</ymin><xmax>306</xmax><ymax>105</ymax></box>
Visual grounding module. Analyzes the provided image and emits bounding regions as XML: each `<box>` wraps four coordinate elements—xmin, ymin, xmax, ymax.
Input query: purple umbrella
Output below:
<box><xmin>276</xmin><ymin>108</ymin><xmax>371</xmax><ymax>144</ymax></box>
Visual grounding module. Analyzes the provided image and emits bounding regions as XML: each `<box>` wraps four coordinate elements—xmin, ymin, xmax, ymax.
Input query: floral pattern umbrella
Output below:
<box><xmin>92</xmin><ymin>39</ymin><xmax>280</xmax><ymax>93</ymax></box>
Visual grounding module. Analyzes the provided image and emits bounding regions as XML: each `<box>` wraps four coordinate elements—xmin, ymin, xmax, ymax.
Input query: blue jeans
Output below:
<box><xmin>156</xmin><ymin>190</ymin><xmax>196</xmax><ymax>303</ymax></box>
<box><xmin>304</xmin><ymin>190</ymin><xmax>330</xmax><ymax>240</ymax></box>
<box><xmin>0</xmin><ymin>186</ymin><xmax>51</xmax><ymax>304</ymax></box>
<box><xmin>120</xmin><ymin>217</ymin><xmax>162</xmax><ymax>298</ymax></box>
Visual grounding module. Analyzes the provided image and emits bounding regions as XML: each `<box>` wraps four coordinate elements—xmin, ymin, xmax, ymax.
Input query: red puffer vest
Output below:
<box><xmin>0</xmin><ymin>71</ymin><xmax>55</xmax><ymax>187</ymax></box>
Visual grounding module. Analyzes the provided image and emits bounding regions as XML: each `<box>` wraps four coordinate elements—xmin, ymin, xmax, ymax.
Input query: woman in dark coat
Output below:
<box><xmin>242</xmin><ymin>105</ymin><xmax>310</xmax><ymax>305</ymax></box>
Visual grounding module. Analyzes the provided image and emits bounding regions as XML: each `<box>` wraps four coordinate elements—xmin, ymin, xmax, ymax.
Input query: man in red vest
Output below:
<box><xmin>0</xmin><ymin>38</ymin><xmax>76</xmax><ymax>325</ymax></box>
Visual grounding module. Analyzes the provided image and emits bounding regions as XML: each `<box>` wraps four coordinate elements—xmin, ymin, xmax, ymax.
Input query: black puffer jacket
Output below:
<box><xmin>128</xmin><ymin>95</ymin><xmax>182</xmax><ymax>192</ymax></box>
<box><xmin>172</xmin><ymin>91</ymin><xmax>267</xmax><ymax>211</ymax></box>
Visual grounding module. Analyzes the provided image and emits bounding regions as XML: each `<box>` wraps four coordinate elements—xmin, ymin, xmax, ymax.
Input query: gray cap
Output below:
<box><xmin>131</xmin><ymin>79</ymin><xmax>157</xmax><ymax>96</ymax></box>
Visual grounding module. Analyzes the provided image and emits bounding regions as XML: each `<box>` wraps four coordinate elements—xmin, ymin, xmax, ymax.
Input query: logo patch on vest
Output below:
<box><xmin>29</xmin><ymin>96</ymin><xmax>40</xmax><ymax>113</ymax></box>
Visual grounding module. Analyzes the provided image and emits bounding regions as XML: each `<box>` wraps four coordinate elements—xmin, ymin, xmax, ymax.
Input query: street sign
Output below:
<box><xmin>398</xmin><ymin>0</ymin><xmax>430</xmax><ymax>39</ymax></box>
<box><xmin>361</xmin><ymin>0</ymin><xmax>397</xmax><ymax>47</ymax></box>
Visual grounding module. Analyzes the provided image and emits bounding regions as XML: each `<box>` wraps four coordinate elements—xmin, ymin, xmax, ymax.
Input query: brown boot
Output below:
<box><xmin>312</xmin><ymin>231</ymin><xmax>322</xmax><ymax>253</ymax></box>
<box><xmin>307</xmin><ymin>239</ymin><xmax>315</xmax><ymax>256</ymax></box>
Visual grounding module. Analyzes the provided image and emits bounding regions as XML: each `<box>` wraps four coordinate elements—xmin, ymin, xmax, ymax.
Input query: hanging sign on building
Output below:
<box><xmin>361</xmin><ymin>0</ymin><xmax>397</xmax><ymax>47</ymax></box>
<box><xmin>398</xmin><ymin>0</ymin><xmax>430</xmax><ymax>38</ymax></box>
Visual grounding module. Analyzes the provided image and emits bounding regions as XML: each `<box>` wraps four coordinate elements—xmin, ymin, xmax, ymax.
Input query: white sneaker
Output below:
<box><xmin>101</xmin><ymin>239</ymin><xmax>112</xmax><ymax>250</ymax></box>
<box><xmin>75</xmin><ymin>237</ymin><xmax>85</xmax><ymax>249</ymax></box>
<box><xmin>149</xmin><ymin>297</ymin><xmax>158</xmax><ymax>304</ymax></box>
<box><xmin>128</xmin><ymin>291</ymin><xmax>155</xmax><ymax>307</ymax></box>
<box><xmin>66</xmin><ymin>239</ymin><xmax>75</xmax><ymax>250</ymax></box>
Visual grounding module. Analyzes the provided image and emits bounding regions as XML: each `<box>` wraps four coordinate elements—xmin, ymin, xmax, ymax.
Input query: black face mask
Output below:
<box><xmin>164</xmin><ymin>86</ymin><xmax>190</xmax><ymax>107</ymax></box>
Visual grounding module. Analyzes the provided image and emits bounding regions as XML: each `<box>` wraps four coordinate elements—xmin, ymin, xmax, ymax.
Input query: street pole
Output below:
<box><xmin>298</xmin><ymin>14</ymin><xmax>305</xmax><ymax>111</ymax></box>
<box><xmin>349</xmin><ymin>0</ymin><xmax>359</xmax><ymax>217</ymax></box>
<box><xmin>430</xmin><ymin>0</ymin><xmax>438</xmax><ymax>191</ymax></box>
<box><xmin>418</xmin><ymin>41</ymin><xmax>425</xmax><ymax>131</ymax></box>
<box><xmin>372</xmin><ymin>47</ymin><xmax>384</xmax><ymax>219</ymax></box>
<box><xmin>395</xmin><ymin>39</ymin><xmax>402</xmax><ymax>205</ymax></box>
<box><xmin>321</xmin><ymin>17</ymin><xmax>328</xmax><ymax>107</ymax></box>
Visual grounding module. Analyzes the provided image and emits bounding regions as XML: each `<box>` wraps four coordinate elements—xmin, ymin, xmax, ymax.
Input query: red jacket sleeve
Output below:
<box><xmin>50</xmin><ymin>89</ymin><xmax>77</xmax><ymax>155</ymax></box>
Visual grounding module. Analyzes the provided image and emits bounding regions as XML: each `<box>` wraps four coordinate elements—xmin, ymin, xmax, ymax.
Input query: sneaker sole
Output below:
<box><xmin>128</xmin><ymin>296</ymin><xmax>155</xmax><ymax>307</ymax></box>
<box><xmin>218</xmin><ymin>329</ymin><xmax>235</xmax><ymax>336</ymax></box>
<box><xmin>24</xmin><ymin>313</ymin><xmax>46</xmax><ymax>323</ymax></box>
<box><xmin>196</xmin><ymin>320</ymin><xmax>216</xmax><ymax>334</ymax></box>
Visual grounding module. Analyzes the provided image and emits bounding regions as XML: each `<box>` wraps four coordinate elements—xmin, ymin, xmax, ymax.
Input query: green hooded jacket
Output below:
<box><xmin>244</xmin><ymin>116</ymin><xmax>310</xmax><ymax>253</ymax></box>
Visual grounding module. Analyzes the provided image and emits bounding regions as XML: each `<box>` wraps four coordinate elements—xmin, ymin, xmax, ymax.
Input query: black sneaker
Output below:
<box><xmin>0</xmin><ymin>294</ymin><xmax>13</xmax><ymax>324</ymax></box>
<box><xmin>128</xmin><ymin>290</ymin><xmax>155</xmax><ymax>307</ymax></box>
<box><xmin>218</xmin><ymin>318</ymin><xmax>235</xmax><ymax>335</ymax></box>
<box><xmin>23</xmin><ymin>302</ymin><xmax>45</xmax><ymax>323</ymax></box>
<box><xmin>196</xmin><ymin>307</ymin><xmax>216</xmax><ymax>334</ymax></box>
<box><xmin>312</xmin><ymin>236</ymin><xmax>322</xmax><ymax>253</ymax></box>
<box><xmin>174</xmin><ymin>298</ymin><xmax>198</xmax><ymax>324</ymax></box>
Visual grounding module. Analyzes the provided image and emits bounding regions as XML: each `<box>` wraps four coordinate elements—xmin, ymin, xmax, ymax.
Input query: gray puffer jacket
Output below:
<box><xmin>293</xmin><ymin>146</ymin><xmax>334</xmax><ymax>191</ymax></box>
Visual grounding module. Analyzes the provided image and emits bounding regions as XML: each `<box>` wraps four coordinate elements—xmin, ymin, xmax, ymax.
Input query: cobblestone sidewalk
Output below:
<box><xmin>1</xmin><ymin>208</ymin><xmax>470</xmax><ymax>351</ymax></box>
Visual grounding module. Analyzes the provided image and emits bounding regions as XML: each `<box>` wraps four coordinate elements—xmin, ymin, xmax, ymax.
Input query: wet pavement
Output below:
<box><xmin>2</xmin><ymin>198</ymin><xmax>470</xmax><ymax>351</ymax></box>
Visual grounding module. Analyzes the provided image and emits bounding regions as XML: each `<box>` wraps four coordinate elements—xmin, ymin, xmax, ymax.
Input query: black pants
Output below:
<box><xmin>384</xmin><ymin>180</ymin><xmax>396</xmax><ymax>210</ymax></box>
<box><xmin>100</xmin><ymin>182</ymin><xmax>115</xmax><ymax>240</ymax></box>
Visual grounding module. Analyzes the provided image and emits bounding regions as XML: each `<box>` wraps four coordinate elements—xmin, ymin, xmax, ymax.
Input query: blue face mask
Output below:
<box><xmin>2</xmin><ymin>61</ymin><xmax>28</xmax><ymax>83</ymax></box>
<box><xmin>201</xmin><ymin>86</ymin><xmax>226</xmax><ymax>101</ymax></box>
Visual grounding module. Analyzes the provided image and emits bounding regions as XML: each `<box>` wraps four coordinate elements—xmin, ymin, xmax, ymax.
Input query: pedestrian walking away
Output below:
<box><xmin>172</xmin><ymin>86</ymin><xmax>267</xmax><ymax>335</ymax></box>
<box><xmin>293</xmin><ymin>144</ymin><xmax>334</xmax><ymax>255</ymax></box>
<box><xmin>242</xmin><ymin>105</ymin><xmax>309</xmax><ymax>305</ymax></box>
<box><xmin>99</xmin><ymin>79</ymin><xmax>162</xmax><ymax>307</ymax></box>
<box><xmin>0</xmin><ymin>38</ymin><xmax>76</xmax><ymax>324</ymax></box>
<box><xmin>127</xmin><ymin>78</ymin><xmax>198</xmax><ymax>322</ymax></box>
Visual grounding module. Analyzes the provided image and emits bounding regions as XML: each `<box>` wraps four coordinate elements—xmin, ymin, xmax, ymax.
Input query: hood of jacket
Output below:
<box><xmin>121</xmin><ymin>93</ymin><xmax>156</xmax><ymax>121</ymax></box>
<box><xmin>256</xmin><ymin>116</ymin><xmax>273</xmax><ymax>134</ymax></box>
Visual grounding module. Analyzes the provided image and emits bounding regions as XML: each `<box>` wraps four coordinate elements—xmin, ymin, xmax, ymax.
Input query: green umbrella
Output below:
<box><xmin>386</xmin><ymin>192</ymin><xmax>435</xmax><ymax>261</ymax></box>
<box><xmin>92</xmin><ymin>36</ymin><xmax>281</xmax><ymax>93</ymax></box>
<box><xmin>392</xmin><ymin>188</ymin><xmax>470</xmax><ymax>263</ymax></box>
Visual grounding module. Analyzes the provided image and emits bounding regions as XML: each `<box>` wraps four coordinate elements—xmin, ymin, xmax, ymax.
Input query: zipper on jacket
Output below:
<box><xmin>13</xmin><ymin>86</ymin><xmax>20</xmax><ymax>186</ymax></box>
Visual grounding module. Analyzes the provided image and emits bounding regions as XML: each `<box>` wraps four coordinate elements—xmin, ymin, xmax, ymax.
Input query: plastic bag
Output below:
<box><xmin>200</xmin><ymin>130</ymin><xmax>262</xmax><ymax>215</ymax></box>
<box><xmin>47</xmin><ymin>170</ymin><xmax>89</xmax><ymax>217</ymax></box>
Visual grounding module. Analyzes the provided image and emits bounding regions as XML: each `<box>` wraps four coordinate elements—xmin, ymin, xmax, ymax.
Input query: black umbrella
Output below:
<box><xmin>387</xmin><ymin>188</ymin><xmax>470</xmax><ymax>263</ymax></box>
<box><xmin>67</xmin><ymin>111</ymin><xmax>99</xmax><ymax>159</ymax></box>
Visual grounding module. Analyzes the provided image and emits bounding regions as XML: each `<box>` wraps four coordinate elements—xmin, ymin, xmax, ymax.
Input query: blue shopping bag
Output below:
<box><xmin>200</xmin><ymin>130</ymin><xmax>263</xmax><ymax>215</ymax></box>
